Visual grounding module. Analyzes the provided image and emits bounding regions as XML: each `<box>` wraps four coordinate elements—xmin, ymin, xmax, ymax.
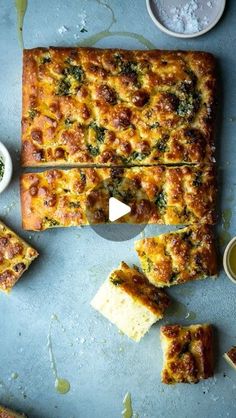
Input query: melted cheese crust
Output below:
<box><xmin>21</xmin><ymin>47</ymin><xmax>217</xmax><ymax>167</ymax></box>
<box><xmin>109</xmin><ymin>262</ymin><xmax>170</xmax><ymax>316</ymax></box>
<box><xmin>160</xmin><ymin>324</ymin><xmax>214</xmax><ymax>384</ymax></box>
<box><xmin>0</xmin><ymin>405</ymin><xmax>26</xmax><ymax>418</ymax></box>
<box><xmin>20</xmin><ymin>165</ymin><xmax>217</xmax><ymax>230</ymax></box>
<box><xmin>0</xmin><ymin>221</ymin><xmax>38</xmax><ymax>292</ymax></box>
<box><xmin>135</xmin><ymin>224</ymin><xmax>218</xmax><ymax>287</ymax></box>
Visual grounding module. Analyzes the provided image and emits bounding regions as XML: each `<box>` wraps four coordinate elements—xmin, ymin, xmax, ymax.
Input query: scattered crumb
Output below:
<box><xmin>207</xmin><ymin>1</ymin><xmax>213</xmax><ymax>7</ymax></box>
<box><xmin>58</xmin><ymin>25</ymin><xmax>68</xmax><ymax>35</ymax></box>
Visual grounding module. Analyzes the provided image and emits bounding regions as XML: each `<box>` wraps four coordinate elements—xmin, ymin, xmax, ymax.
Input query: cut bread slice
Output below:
<box><xmin>224</xmin><ymin>346</ymin><xmax>236</xmax><ymax>371</ymax></box>
<box><xmin>135</xmin><ymin>224</ymin><xmax>218</xmax><ymax>287</ymax></box>
<box><xmin>91</xmin><ymin>262</ymin><xmax>170</xmax><ymax>342</ymax></box>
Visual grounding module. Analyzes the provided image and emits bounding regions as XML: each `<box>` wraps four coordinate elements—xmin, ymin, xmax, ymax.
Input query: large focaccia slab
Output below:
<box><xmin>21</xmin><ymin>47</ymin><xmax>217</xmax><ymax>167</ymax></box>
<box><xmin>20</xmin><ymin>165</ymin><xmax>217</xmax><ymax>231</ymax></box>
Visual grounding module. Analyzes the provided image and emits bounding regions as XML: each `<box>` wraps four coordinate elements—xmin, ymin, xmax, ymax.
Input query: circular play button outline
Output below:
<box><xmin>85</xmin><ymin>175</ymin><xmax>151</xmax><ymax>242</ymax></box>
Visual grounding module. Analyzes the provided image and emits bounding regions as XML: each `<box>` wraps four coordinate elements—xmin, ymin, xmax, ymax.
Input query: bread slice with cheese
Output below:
<box><xmin>91</xmin><ymin>262</ymin><xmax>170</xmax><ymax>342</ymax></box>
<box><xmin>135</xmin><ymin>224</ymin><xmax>218</xmax><ymax>287</ymax></box>
<box><xmin>224</xmin><ymin>346</ymin><xmax>236</xmax><ymax>371</ymax></box>
<box><xmin>0</xmin><ymin>405</ymin><xmax>26</xmax><ymax>418</ymax></box>
<box><xmin>160</xmin><ymin>324</ymin><xmax>214</xmax><ymax>384</ymax></box>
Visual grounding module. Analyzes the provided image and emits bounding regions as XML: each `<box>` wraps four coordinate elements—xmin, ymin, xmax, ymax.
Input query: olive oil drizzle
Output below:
<box><xmin>15</xmin><ymin>0</ymin><xmax>28</xmax><ymax>49</ymax></box>
<box><xmin>47</xmin><ymin>314</ymin><xmax>71</xmax><ymax>395</ymax></box>
<box><xmin>122</xmin><ymin>392</ymin><xmax>133</xmax><ymax>418</ymax></box>
<box><xmin>78</xmin><ymin>30</ymin><xmax>156</xmax><ymax>49</ymax></box>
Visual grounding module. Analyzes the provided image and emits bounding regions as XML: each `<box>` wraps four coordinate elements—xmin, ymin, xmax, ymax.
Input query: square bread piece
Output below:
<box><xmin>224</xmin><ymin>346</ymin><xmax>236</xmax><ymax>371</ymax></box>
<box><xmin>20</xmin><ymin>164</ymin><xmax>217</xmax><ymax>231</ymax></box>
<box><xmin>21</xmin><ymin>47</ymin><xmax>217</xmax><ymax>167</ymax></box>
<box><xmin>160</xmin><ymin>324</ymin><xmax>214</xmax><ymax>384</ymax></box>
<box><xmin>91</xmin><ymin>262</ymin><xmax>170</xmax><ymax>342</ymax></box>
<box><xmin>0</xmin><ymin>220</ymin><xmax>38</xmax><ymax>292</ymax></box>
<box><xmin>0</xmin><ymin>405</ymin><xmax>26</xmax><ymax>418</ymax></box>
<box><xmin>135</xmin><ymin>224</ymin><xmax>218</xmax><ymax>287</ymax></box>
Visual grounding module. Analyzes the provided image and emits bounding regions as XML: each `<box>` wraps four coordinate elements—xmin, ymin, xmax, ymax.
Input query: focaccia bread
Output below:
<box><xmin>160</xmin><ymin>324</ymin><xmax>214</xmax><ymax>384</ymax></box>
<box><xmin>21</xmin><ymin>47</ymin><xmax>217</xmax><ymax>167</ymax></box>
<box><xmin>91</xmin><ymin>262</ymin><xmax>170</xmax><ymax>342</ymax></box>
<box><xmin>224</xmin><ymin>346</ymin><xmax>236</xmax><ymax>371</ymax></box>
<box><xmin>0</xmin><ymin>405</ymin><xmax>26</xmax><ymax>418</ymax></box>
<box><xmin>0</xmin><ymin>220</ymin><xmax>38</xmax><ymax>292</ymax></box>
<box><xmin>20</xmin><ymin>165</ymin><xmax>217</xmax><ymax>231</ymax></box>
<box><xmin>135</xmin><ymin>224</ymin><xmax>218</xmax><ymax>287</ymax></box>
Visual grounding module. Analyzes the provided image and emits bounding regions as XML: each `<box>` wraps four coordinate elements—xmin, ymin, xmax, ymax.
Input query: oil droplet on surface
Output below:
<box><xmin>229</xmin><ymin>244</ymin><xmax>236</xmax><ymax>277</ymax></box>
<box><xmin>122</xmin><ymin>392</ymin><xmax>133</xmax><ymax>418</ymax></box>
<box><xmin>167</xmin><ymin>300</ymin><xmax>196</xmax><ymax>321</ymax></box>
<box><xmin>15</xmin><ymin>0</ymin><xmax>28</xmax><ymax>48</ymax></box>
<box><xmin>55</xmin><ymin>378</ymin><xmax>70</xmax><ymax>395</ymax></box>
<box><xmin>78</xmin><ymin>31</ymin><xmax>155</xmax><ymax>49</ymax></box>
<box><xmin>11</xmin><ymin>372</ymin><xmax>19</xmax><ymax>380</ymax></box>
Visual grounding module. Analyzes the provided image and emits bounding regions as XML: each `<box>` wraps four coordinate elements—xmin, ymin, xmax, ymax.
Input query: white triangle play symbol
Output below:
<box><xmin>109</xmin><ymin>197</ymin><xmax>131</xmax><ymax>222</ymax></box>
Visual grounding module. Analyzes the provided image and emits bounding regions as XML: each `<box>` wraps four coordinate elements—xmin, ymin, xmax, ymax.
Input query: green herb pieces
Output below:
<box><xmin>89</xmin><ymin>122</ymin><xmax>106</xmax><ymax>143</ymax></box>
<box><xmin>87</xmin><ymin>145</ymin><xmax>100</xmax><ymax>156</ymax></box>
<box><xmin>80</xmin><ymin>27</ymin><xmax>88</xmax><ymax>33</ymax></box>
<box><xmin>177</xmin><ymin>92</ymin><xmax>201</xmax><ymax>118</ymax></box>
<box><xmin>155</xmin><ymin>191</ymin><xmax>167</xmax><ymax>210</ymax></box>
<box><xmin>44</xmin><ymin>217</ymin><xmax>60</xmax><ymax>227</ymax></box>
<box><xmin>149</xmin><ymin>122</ymin><xmax>160</xmax><ymax>129</ymax></box>
<box><xmin>0</xmin><ymin>156</ymin><xmax>4</xmax><ymax>181</ymax></box>
<box><xmin>41</xmin><ymin>54</ymin><xmax>51</xmax><ymax>64</ymax></box>
<box><xmin>63</xmin><ymin>65</ymin><xmax>84</xmax><ymax>82</ymax></box>
<box><xmin>57</xmin><ymin>79</ymin><xmax>71</xmax><ymax>96</ymax></box>
<box><xmin>65</xmin><ymin>117</ymin><xmax>74</xmax><ymax>127</ymax></box>
<box><xmin>193</xmin><ymin>172</ymin><xmax>202</xmax><ymax>187</ymax></box>
<box><xmin>131</xmin><ymin>151</ymin><xmax>149</xmax><ymax>161</ymax></box>
<box><xmin>110</xmin><ymin>276</ymin><xmax>125</xmax><ymax>286</ymax></box>
<box><xmin>69</xmin><ymin>202</ymin><xmax>80</xmax><ymax>208</ymax></box>
<box><xmin>28</xmin><ymin>108</ymin><xmax>38</xmax><ymax>120</ymax></box>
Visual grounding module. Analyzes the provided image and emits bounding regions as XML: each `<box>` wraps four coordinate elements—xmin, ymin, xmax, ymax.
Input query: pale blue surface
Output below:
<box><xmin>0</xmin><ymin>1</ymin><xmax>236</xmax><ymax>417</ymax></box>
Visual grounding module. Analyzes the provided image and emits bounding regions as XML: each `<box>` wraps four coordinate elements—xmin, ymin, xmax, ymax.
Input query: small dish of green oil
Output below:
<box><xmin>223</xmin><ymin>237</ymin><xmax>236</xmax><ymax>283</ymax></box>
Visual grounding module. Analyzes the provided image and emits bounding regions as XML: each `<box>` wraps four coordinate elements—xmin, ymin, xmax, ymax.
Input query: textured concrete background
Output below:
<box><xmin>0</xmin><ymin>1</ymin><xmax>236</xmax><ymax>417</ymax></box>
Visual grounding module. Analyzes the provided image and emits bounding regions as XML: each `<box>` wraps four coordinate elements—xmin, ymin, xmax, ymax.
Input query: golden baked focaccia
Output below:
<box><xmin>0</xmin><ymin>405</ymin><xmax>26</xmax><ymax>418</ymax></box>
<box><xmin>135</xmin><ymin>224</ymin><xmax>218</xmax><ymax>287</ymax></box>
<box><xmin>224</xmin><ymin>346</ymin><xmax>236</xmax><ymax>371</ymax></box>
<box><xmin>0</xmin><ymin>221</ymin><xmax>38</xmax><ymax>292</ymax></box>
<box><xmin>160</xmin><ymin>324</ymin><xmax>214</xmax><ymax>384</ymax></box>
<box><xmin>20</xmin><ymin>165</ymin><xmax>217</xmax><ymax>231</ymax></box>
<box><xmin>21</xmin><ymin>47</ymin><xmax>217</xmax><ymax>167</ymax></box>
<box><xmin>91</xmin><ymin>262</ymin><xmax>170</xmax><ymax>342</ymax></box>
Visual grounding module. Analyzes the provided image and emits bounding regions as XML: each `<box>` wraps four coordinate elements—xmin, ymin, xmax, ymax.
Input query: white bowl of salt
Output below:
<box><xmin>146</xmin><ymin>0</ymin><xmax>226</xmax><ymax>38</ymax></box>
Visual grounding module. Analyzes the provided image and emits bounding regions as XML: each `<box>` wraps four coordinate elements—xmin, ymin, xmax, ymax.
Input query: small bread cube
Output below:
<box><xmin>160</xmin><ymin>324</ymin><xmax>214</xmax><ymax>384</ymax></box>
<box><xmin>0</xmin><ymin>405</ymin><xmax>26</xmax><ymax>418</ymax></box>
<box><xmin>224</xmin><ymin>346</ymin><xmax>236</xmax><ymax>371</ymax></box>
<box><xmin>0</xmin><ymin>220</ymin><xmax>38</xmax><ymax>292</ymax></box>
<box><xmin>135</xmin><ymin>224</ymin><xmax>218</xmax><ymax>287</ymax></box>
<box><xmin>91</xmin><ymin>262</ymin><xmax>170</xmax><ymax>342</ymax></box>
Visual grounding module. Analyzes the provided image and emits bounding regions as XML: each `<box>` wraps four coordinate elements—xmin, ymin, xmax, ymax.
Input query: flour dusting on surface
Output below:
<box><xmin>154</xmin><ymin>0</ymin><xmax>216</xmax><ymax>34</ymax></box>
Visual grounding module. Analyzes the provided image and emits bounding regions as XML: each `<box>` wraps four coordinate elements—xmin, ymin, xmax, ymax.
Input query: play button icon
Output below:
<box><xmin>109</xmin><ymin>197</ymin><xmax>131</xmax><ymax>222</ymax></box>
<box><xmin>86</xmin><ymin>175</ymin><xmax>151</xmax><ymax>242</ymax></box>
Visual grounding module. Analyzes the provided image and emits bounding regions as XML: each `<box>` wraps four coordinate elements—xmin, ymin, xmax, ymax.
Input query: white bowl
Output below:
<box><xmin>0</xmin><ymin>142</ymin><xmax>13</xmax><ymax>194</ymax></box>
<box><xmin>223</xmin><ymin>237</ymin><xmax>236</xmax><ymax>284</ymax></box>
<box><xmin>146</xmin><ymin>0</ymin><xmax>226</xmax><ymax>39</ymax></box>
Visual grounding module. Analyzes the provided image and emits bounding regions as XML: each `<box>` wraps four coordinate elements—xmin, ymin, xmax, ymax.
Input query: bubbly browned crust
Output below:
<box><xmin>109</xmin><ymin>262</ymin><xmax>170</xmax><ymax>316</ymax></box>
<box><xmin>160</xmin><ymin>324</ymin><xmax>214</xmax><ymax>384</ymax></box>
<box><xmin>0</xmin><ymin>221</ymin><xmax>38</xmax><ymax>292</ymax></box>
<box><xmin>20</xmin><ymin>165</ymin><xmax>217</xmax><ymax>231</ymax></box>
<box><xmin>21</xmin><ymin>47</ymin><xmax>217</xmax><ymax>167</ymax></box>
<box><xmin>135</xmin><ymin>224</ymin><xmax>218</xmax><ymax>287</ymax></box>
<box><xmin>0</xmin><ymin>405</ymin><xmax>26</xmax><ymax>418</ymax></box>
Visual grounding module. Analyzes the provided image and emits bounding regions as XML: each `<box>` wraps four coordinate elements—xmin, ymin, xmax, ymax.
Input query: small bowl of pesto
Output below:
<box><xmin>223</xmin><ymin>237</ymin><xmax>236</xmax><ymax>284</ymax></box>
<box><xmin>0</xmin><ymin>142</ymin><xmax>13</xmax><ymax>194</ymax></box>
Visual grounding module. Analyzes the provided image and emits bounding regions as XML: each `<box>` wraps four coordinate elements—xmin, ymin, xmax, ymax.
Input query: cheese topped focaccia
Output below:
<box><xmin>21</xmin><ymin>47</ymin><xmax>217</xmax><ymax>167</ymax></box>
<box><xmin>0</xmin><ymin>405</ymin><xmax>26</xmax><ymax>418</ymax></box>
<box><xmin>0</xmin><ymin>221</ymin><xmax>38</xmax><ymax>292</ymax></box>
<box><xmin>20</xmin><ymin>165</ymin><xmax>217</xmax><ymax>231</ymax></box>
<box><xmin>135</xmin><ymin>224</ymin><xmax>218</xmax><ymax>287</ymax></box>
<box><xmin>160</xmin><ymin>324</ymin><xmax>214</xmax><ymax>384</ymax></box>
<box><xmin>91</xmin><ymin>262</ymin><xmax>171</xmax><ymax>342</ymax></box>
